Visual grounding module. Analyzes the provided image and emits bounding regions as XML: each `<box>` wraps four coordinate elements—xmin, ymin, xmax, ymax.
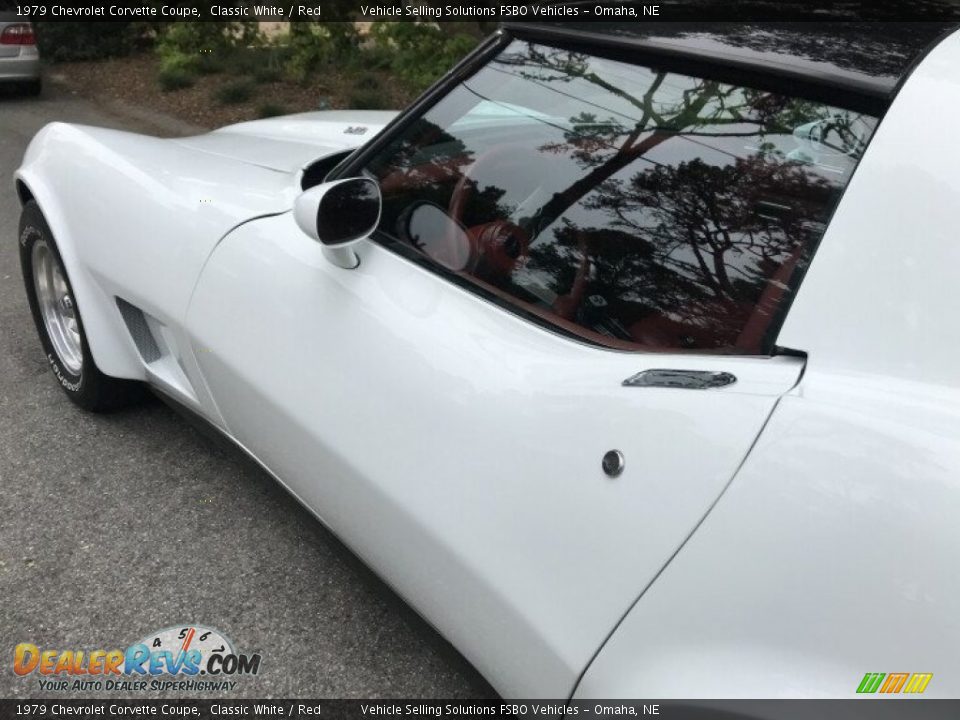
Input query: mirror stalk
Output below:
<box><xmin>322</xmin><ymin>246</ymin><xmax>360</xmax><ymax>270</ymax></box>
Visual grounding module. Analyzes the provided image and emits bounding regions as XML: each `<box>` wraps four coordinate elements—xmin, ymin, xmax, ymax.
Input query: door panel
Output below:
<box><xmin>187</xmin><ymin>213</ymin><xmax>803</xmax><ymax>697</ymax></box>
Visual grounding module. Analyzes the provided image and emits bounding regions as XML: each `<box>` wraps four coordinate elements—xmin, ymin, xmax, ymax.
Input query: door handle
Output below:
<box><xmin>622</xmin><ymin>369</ymin><xmax>736</xmax><ymax>389</ymax></box>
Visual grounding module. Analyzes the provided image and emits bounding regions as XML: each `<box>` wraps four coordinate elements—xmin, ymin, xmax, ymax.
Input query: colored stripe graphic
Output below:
<box><xmin>880</xmin><ymin>673</ymin><xmax>909</xmax><ymax>693</ymax></box>
<box><xmin>904</xmin><ymin>673</ymin><xmax>933</xmax><ymax>694</ymax></box>
<box><xmin>857</xmin><ymin>672</ymin><xmax>933</xmax><ymax>694</ymax></box>
<box><xmin>857</xmin><ymin>673</ymin><xmax>886</xmax><ymax>693</ymax></box>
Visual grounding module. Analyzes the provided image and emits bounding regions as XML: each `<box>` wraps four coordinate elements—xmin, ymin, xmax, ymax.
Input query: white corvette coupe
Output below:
<box><xmin>14</xmin><ymin>21</ymin><xmax>960</xmax><ymax>700</ymax></box>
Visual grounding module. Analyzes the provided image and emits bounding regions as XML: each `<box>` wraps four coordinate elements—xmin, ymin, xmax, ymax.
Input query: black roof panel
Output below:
<box><xmin>503</xmin><ymin>21</ymin><xmax>956</xmax><ymax>114</ymax></box>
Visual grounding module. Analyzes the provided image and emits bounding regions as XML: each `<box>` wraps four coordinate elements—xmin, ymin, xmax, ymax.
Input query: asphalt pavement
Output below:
<box><xmin>0</xmin><ymin>81</ymin><xmax>495</xmax><ymax>699</ymax></box>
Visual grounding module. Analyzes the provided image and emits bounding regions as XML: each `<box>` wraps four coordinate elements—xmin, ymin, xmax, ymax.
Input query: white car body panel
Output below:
<box><xmin>13</xmin><ymin>25</ymin><xmax>959</xmax><ymax>701</ymax></box>
<box><xmin>15</xmin><ymin>123</ymin><xmax>293</xmax><ymax>418</ymax></box>
<box><xmin>186</xmin><ymin>211</ymin><xmax>803</xmax><ymax>696</ymax></box>
<box><xmin>576</xmin><ymin>30</ymin><xmax>960</xmax><ymax>699</ymax></box>
<box><xmin>575</xmin><ymin>376</ymin><xmax>960</xmax><ymax>698</ymax></box>
<box><xmin>175</xmin><ymin>110</ymin><xmax>398</xmax><ymax>173</ymax></box>
<box><xmin>777</xmin><ymin>33</ymin><xmax>960</xmax><ymax>387</ymax></box>
<box><xmin>14</xmin><ymin>113</ymin><xmax>391</xmax><ymax>418</ymax></box>
<box><xmin>11</xmin><ymin>101</ymin><xmax>806</xmax><ymax>692</ymax></box>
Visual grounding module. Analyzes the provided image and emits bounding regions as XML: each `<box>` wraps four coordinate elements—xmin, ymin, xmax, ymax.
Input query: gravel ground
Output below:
<box><xmin>0</xmin><ymin>80</ymin><xmax>495</xmax><ymax>700</ymax></box>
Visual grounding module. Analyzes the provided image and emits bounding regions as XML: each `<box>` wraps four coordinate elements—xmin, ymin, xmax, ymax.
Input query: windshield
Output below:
<box><xmin>365</xmin><ymin>40</ymin><xmax>879</xmax><ymax>353</ymax></box>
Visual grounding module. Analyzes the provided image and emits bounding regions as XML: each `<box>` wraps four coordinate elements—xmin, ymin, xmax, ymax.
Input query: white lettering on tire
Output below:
<box><xmin>46</xmin><ymin>352</ymin><xmax>81</xmax><ymax>392</ymax></box>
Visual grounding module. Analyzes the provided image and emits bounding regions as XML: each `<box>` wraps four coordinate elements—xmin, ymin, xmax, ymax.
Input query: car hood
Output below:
<box><xmin>172</xmin><ymin>110</ymin><xmax>399</xmax><ymax>174</ymax></box>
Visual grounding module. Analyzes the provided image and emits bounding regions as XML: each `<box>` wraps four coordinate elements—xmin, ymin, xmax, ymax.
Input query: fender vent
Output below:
<box><xmin>116</xmin><ymin>298</ymin><xmax>162</xmax><ymax>363</ymax></box>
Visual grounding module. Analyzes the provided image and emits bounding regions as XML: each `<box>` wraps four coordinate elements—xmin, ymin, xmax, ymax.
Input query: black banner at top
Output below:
<box><xmin>1</xmin><ymin>0</ymin><xmax>960</xmax><ymax>22</ymax></box>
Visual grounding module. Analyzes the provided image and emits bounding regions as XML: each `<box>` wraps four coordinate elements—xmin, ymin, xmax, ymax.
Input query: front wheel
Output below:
<box><xmin>19</xmin><ymin>200</ymin><xmax>144</xmax><ymax>412</ymax></box>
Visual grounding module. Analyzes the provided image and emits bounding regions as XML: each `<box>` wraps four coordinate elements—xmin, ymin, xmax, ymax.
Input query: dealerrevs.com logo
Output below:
<box><xmin>14</xmin><ymin>625</ymin><xmax>261</xmax><ymax>692</ymax></box>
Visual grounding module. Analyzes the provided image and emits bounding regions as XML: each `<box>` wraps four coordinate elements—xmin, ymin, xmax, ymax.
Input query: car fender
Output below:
<box><xmin>16</xmin><ymin>139</ymin><xmax>142</xmax><ymax>381</ymax></box>
<box><xmin>14</xmin><ymin>121</ymin><xmax>298</xmax><ymax>391</ymax></box>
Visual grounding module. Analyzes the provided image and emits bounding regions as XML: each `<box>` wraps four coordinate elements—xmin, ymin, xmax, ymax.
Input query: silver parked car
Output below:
<box><xmin>0</xmin><ymin>14</ymin><xmax>40</xmax><ymax>95</ymax></box>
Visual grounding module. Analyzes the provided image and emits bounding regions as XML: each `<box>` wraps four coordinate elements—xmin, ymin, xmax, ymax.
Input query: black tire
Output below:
<box><xmin>22</xmin><ymin>78</ymin><xmax>42</xmax><ymax>97</ymax></box>
<box><xmin>19</xmin><ymin>200</ymin><xmax>144</xmax><ymax>412</ymax></box>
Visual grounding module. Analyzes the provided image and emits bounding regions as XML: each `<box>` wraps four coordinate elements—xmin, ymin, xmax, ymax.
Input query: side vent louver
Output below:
<box><xmin>116</xmin><ymin>298</ymin><xmax>162</xmax><ymax>363</ymax></box>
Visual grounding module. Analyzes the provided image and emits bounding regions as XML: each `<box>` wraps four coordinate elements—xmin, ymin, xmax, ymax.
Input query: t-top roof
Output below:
<box><xmin>503</xmin><ymin>21</ymin><xmax>957</xmax><ymax>114</ymax></box>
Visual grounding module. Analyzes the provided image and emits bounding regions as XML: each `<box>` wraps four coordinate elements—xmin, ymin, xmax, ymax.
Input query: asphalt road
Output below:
<box><xmin>0</xmin><ymin>82</ymin><xmax>495</xmax><ymax>699</ymax></box>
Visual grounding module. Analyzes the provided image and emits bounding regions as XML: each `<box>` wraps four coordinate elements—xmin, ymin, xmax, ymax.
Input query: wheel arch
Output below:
<box><xmin>15</xmin><ymin>119</ymin><xmax>299</xmax><ymax>392</ymax></box>
<box><xmin>14</xmin><ymin>167</ymin><xmax>146</xmax><ymax>381</ymax></box>
<box><xmin>15</xmin><ymin>178</ymin><xmax>34</xmax><ymax>206</ymax></box>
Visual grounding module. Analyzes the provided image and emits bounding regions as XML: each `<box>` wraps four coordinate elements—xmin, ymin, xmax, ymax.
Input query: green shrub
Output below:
<box><xmin>356</xmin><ymin>47</ymin><xmax>392</xmax><ymax>71</ymax></box>
<box><xmin>34</xmin><ymin>22</ymin><xmax>142</xmax><ymax>61</ymax></box>
<box><xmin>236</xmin><ymin>46</ymin><xmax>290</xmax><ymax>83</ymax></box>
<box><xmin>196</xmin><ymin>52</ymin><xmax>226</xmax><ymax>75</ymax></box>
<box><xmin>156</xmin><ymin>22</ymin><xmax>262</xmax><ymax>59</ymax></box>
<box><xmin>159</xmin><ymin>49</ymin><xmax>198</xmax><ymax>74</ymax></box>
<box><xmin>157</xmin><ymin>49</ymin><xmax>199</xmax><ymax>91</ymax></box>
<box><xmin>155</xmin><ymin>21</ymin><xmax>262</xmax><ymax>84</ymax></box>
<box><xmin>215</xmin><ymin>79</ymin><xmax>255</xmax><ymax>105</ymax></box>
<box><xmin>284</xmin><ymin>22</ymin><xmax>360</xmax><ymax>83</ymax></box>
<box><xmin>354</xmin><ymin>72</ymin><xmax>381</xmax><ymax>91</ymax></box>
<box><xmin>252</xmin><ymin>66</ymin><xmax>282</xmax><ymax>84</ymax></box>
<box><xmin>257</xmin><ymin>102</ymin><xmax>288</xmax><ymax>118</ymax></box>
<box><xmin>157</xmin><ymin>67</ymin><xmax>195</xmax><ymax>92</ymax></box>
<box><xmin>347</xmin><ymin>88</ymin><xmax>391</xmax><ymax>110</ymax></box>
<box><xmin>369</xmin><ymin>23</ymin><xmax>479</xmax><ymax>93</ymax></box>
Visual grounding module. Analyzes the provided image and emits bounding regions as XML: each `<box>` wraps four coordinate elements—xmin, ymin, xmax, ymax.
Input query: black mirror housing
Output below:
<box><xmin>294</xmin><ymin>177</ymin><xmax>381</xmax><ymax>247</ymax></box>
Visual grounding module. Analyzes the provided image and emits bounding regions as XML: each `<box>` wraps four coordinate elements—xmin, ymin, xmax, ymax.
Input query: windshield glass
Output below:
<box><xmin>366</xmin><ymin>39</ymin><xmax>879</xmax><ymax>353</ymax></box>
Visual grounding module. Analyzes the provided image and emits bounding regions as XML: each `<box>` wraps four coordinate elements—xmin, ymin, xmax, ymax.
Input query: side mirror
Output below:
<box><xmin>294</xmin><ymin>177</ymin><xmax>381</xmax><ymax>269</ymax></box>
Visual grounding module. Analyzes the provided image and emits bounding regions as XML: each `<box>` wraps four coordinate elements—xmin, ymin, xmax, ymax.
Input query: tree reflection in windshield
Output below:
<box><xmin>367</xmin><ymin>40</ymin><xmax>878</xmax><ymax>353</ymax></box>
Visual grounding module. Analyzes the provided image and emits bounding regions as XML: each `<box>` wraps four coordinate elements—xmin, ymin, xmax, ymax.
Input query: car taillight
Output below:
<box><xmin>0</xmin><ymin>24</ymin><xmax>36</xmax><ymax>46</ymax></box>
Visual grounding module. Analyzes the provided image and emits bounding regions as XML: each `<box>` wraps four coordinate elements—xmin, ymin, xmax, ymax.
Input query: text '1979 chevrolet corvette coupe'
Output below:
<box><xmin>14</xmin><ymin>21</ymin><xmax>960</xmax><ymax>700</ymax></box>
